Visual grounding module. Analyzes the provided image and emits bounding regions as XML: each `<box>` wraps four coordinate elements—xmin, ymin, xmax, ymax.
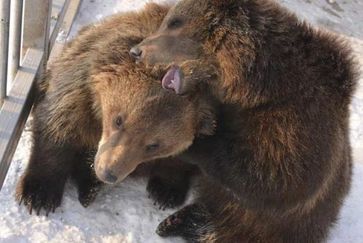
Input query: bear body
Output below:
<box><xmin>16</xmin><ymin>3</ymin><xmax>216</xmax><ymax>214</ymax></box>
<box><xmin>132</xmin><ymin>0</ymin><xmax>358</xmax><ymax>242</ymax></box>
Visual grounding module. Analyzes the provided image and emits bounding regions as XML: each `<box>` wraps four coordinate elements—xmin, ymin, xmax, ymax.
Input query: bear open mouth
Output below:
<box><xmin>161</xmin><ymin>66</ymin><xmax>181</xmax><ymax>94</ymax></box>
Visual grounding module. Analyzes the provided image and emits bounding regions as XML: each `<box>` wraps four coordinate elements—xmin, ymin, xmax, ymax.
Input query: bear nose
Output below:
<box><xmin>101</xmin><ymin>169</ymin><xmax>118</xmax><ymax>184</ymax></box>
<box><xmin>129</xmin><ymin>46</ymin><xmax>142</xmax><ymax>60</ymax></box>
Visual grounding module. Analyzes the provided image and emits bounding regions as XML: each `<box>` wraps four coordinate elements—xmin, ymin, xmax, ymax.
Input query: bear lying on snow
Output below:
<box><xmin>16</xmin><ymin>3</ymin><xmax>217</xmax><ymax>214</ymax></box>
<box><xmin>132</xmin><ymin>0</ymin><xmax>358</xmax><ymax>242</ymax></box>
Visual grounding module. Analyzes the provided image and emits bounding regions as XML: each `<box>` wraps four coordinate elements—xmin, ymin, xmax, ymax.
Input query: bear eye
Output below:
<box><xmin>114</xmin><ymin>115</ymin><xmax>123</xmax><ymax>129</ymax></box>
<box><xmin>145</xmin><ymin>143</ymin><xmax>160</xmax><ymax>152</ymax></box>
<box><xmin>167</xmin><ymin>17</ymin><xmax>184</xmax><ymax>29</ymax></box>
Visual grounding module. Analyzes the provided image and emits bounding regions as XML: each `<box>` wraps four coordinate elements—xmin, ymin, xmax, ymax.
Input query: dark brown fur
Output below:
<box><xmin>16</xmin><ymin>3</ymin><xmax>215</xmax><ymax>215</ymax></box>
<box><xmin>133</xmin><ymin>0</ymin><xmax>358</xmax><ymax>242</ymax></box>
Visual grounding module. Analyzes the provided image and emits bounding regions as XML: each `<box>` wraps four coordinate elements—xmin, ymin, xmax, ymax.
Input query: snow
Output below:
<box><xmin>0</xmin><ymin>0</ymin><xmax>363</xmax><ymax>242</ymax></box>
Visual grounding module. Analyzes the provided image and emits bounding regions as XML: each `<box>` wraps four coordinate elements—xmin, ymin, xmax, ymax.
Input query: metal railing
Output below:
<box><xmin>0</xmin><ymin>0</ymin><xmax>82</xmax><ymax>189</ymax></box>
<box><xmin>0</xmin><ymin>0</ymin><xmax>11</xmax><ymax>105</ymax></box>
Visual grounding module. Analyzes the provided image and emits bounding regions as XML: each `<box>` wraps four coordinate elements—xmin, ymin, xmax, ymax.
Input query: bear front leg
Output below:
<box><xmin>16</xmin><ymin>137</ymin><xmax>77</xmax><ymax>216</ymax></box>
<box><xmin>71</xmin><ymin>150</ymin><xmax>102</xmax><ymax>208</ymax></box>
<box><xmin>147</xmin><ymin>159</ymin><xmax>199</xmax><ymax>209</ymax></box>
<box><xmin>156</xmin><ymin>203</ymin><xmax>213</xmax><ymax>242</ymax></box>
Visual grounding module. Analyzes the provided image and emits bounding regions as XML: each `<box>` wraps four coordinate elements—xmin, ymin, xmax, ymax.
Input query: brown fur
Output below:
<box><xmin>133</xmin><ymin>0</ymin><xmax>358</xmax><ymax>242</ymax></box>
<box><xmin>16</xmin><ymin>3</ymin><xmax>214</xmax><ymax>215</ymax></box>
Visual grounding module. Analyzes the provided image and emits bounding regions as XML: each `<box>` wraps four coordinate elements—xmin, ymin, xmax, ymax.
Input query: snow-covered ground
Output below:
<box><xmin>1</xmin><ymin>0</ymin><xmax>363</xmax><ymax>242</ymax></box>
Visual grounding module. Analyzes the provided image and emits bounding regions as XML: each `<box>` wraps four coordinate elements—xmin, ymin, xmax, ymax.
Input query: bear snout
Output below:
<box><xmin>94</xmin><ymin>150</ymin><xmax>140</xmax><ymax>184</ymax></box>
<box><xmin>98</xmin><ymin>169</ymin><xmax>118</xmax><ymax>184</ymax></box>
<box><xmin>129</xmin><ymin>46</ymin><xmax>142</xmax><ymax>60</ymax></box>
<box><xmin>94</xmin><ymin>161</ymin><xmax>118</xmax><ymax>184</ymax></box>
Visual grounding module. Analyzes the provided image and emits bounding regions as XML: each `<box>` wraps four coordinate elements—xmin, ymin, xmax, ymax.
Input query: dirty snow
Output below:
<box><xmin>1</xmin><ymin>0</ymin><xmax>363</xmax><ymax>242</ymax></box>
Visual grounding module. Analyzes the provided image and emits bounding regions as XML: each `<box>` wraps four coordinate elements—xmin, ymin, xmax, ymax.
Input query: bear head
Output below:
<box><xmin>91</xmin><ymin>63</ymin><xmax>216</xmax><ymax>184</ymax></box>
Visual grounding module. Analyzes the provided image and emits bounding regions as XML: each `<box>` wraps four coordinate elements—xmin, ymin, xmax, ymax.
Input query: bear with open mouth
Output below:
<box><xmin>131</xmin><ymin>0</ymin><xmax>358</xmax><ymax>242</ymax></box>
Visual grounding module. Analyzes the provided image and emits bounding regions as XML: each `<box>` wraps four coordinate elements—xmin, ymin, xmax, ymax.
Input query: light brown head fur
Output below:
<box><xmin>91</xmin><ymin>62</ymin><xmax>216</xmax><ymax>183</ymax></box>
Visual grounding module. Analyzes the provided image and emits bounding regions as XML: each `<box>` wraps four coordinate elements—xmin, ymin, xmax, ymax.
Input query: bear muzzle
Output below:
<box><xmin>94</xmin><ymin>145</ymin><xmax>139</xmax><ymax>184</ymax></box>
<box><xmin>94</xmin><ymin>156</ymin><xmax>138</xmax><ymax>185</ymax></box>
<box><xmin>96</xmin><ymin>168</ymin><xmax>118</xmax><ymax>184</ymax></box>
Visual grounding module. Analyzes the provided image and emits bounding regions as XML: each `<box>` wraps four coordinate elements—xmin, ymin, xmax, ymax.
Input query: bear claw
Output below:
<box><xmin>156</xmin><ymin>203</ymin><xmax>210</xmax><ymax>239</ymax></box>
<box><xmin>16</xmin><ymin>175</ymin><xmax>64</xmax><ymax>216</ymax></box>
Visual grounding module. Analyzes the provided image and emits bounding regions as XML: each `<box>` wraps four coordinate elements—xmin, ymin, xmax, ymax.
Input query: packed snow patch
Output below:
<box><xmin>0</xmin><ymin>0</ymin><xmax>362</xmax><ymax>242</ymax></box>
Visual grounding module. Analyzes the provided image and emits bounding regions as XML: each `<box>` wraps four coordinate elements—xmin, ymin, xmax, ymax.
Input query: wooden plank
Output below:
<box><xmin>48</xmin><ymin>0</ymin><xmax>82</xmax><ymax>64</ymax></box>
<box><xmin>0</xmin><ymin>48</ymin><xmax>44</xmax><ymax>189</ymax></box>
<box><xmin>49</xmin><ymin>0</ymin><xmax>69</xmax><ymax>50</ymax></box>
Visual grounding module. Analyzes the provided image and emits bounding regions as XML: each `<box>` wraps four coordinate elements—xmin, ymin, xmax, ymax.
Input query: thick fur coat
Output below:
<box><xmin>16</xmin><ymin>3</ymin><xmax>216</xmax><ymax>215</ymax></box>
<box><xmin>133</xmin><ymin>0</ymin><xmax>358</xmax><ymax>242</ymax></box>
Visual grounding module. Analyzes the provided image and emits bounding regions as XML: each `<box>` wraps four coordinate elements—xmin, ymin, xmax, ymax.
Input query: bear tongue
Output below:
<box><xmin>162</xmin><ymin>66</ymin><xmax>181</xmax><ymax>94</ymax></box>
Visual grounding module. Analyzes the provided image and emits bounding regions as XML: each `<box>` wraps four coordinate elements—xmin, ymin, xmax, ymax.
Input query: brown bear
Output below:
<box><xmin>16</xmin><ymin>3</ymin><xmax>217</xmax><ymax>215</ymax></box>
<box><xmin>131</xmin><ymin>0</ymin><xmax>358</xmax><ymax>242</ymax></box>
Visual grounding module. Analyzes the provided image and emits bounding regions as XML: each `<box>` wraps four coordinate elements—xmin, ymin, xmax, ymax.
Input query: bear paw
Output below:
<box><xmin>77</xmin><ymin>181</ymin><xmax>102</xmax><ymax>208</ymax></box>
<box><xmin>16</xmin><ymin>174</ymin><xmax>65</xmax><ymax>216</ymax></box>
<box><xmin>156</xmin><ymin>203</ymin><xmax>210</xmax><ymax>240</ymax></box>
<box><xmin>147</xmin><ymin>176</ymin><xmax>189</xmax><ymax>210</ymax></box>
